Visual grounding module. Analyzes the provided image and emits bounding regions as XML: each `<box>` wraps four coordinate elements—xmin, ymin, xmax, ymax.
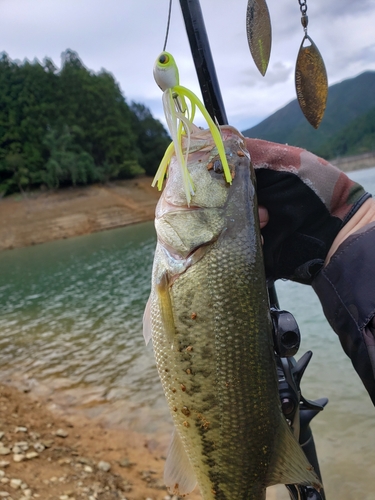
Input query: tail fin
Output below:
<box><xmin>266</xmin><ymin>417</ymin><xmax>322</xmax><ymax>490</ymax></box>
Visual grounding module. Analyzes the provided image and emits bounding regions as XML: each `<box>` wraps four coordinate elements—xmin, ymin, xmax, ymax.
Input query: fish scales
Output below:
<box><xmin>146</xmin><ymin>126</ymin><xmax>321</xmax><ymax>500</ymax></box>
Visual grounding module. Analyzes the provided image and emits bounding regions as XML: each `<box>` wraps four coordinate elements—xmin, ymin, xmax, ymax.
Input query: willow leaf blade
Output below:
<box><xmin>246</xmin><ymin>0</ymin><xmax>272</xmax><ymax>76</ymax></box>
<box><xmin>295</xmin><ymin>35</ymin><xmax>328</xmax><ymax>129</ymax></box>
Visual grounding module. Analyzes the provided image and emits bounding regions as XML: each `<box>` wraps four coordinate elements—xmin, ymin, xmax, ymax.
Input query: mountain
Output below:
<box><xmin>242</xmin><ymin>71</ymin><xmax>375</xmax><ymax>156</ymax></box>
<box><xmin>316</xmin><ymin>106</ymin><xmax>375</xmax><ymax>158</ymax></box>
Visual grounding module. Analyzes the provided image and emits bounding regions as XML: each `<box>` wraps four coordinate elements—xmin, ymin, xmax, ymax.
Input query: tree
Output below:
<box><xmin>42</xmin><ymin>125</ymin><xmax>96</xmax><ymax>188</ymax></box>
<box><xmin>130</xmin><ymin>102</ymin><xmax>170</xmax><ymax>176</ymax></box>
<box><xmin>0</xmin><ymin>50</ymin><xmax>170</xmax><ymax>195</ymax></box>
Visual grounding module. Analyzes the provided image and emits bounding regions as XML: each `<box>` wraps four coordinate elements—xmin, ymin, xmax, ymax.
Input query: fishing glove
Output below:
<box><xmin>312</xmin><ymin>221</ymin><xmax>375</xmax><ymax>405</ymax></box>
<box><xmin>246</xmin><ymin>138</ymin><xmax>375</xmax><ymax>404</ymax></box>
<box><xmin>245</xmin><ymin>138</ymin><xmax>371</xmax><ymax>285</ymax></box>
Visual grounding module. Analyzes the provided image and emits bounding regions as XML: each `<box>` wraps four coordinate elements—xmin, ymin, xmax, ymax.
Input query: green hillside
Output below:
<box><xmin>242</xmin><ymin>71</ymin><xmax>375</xmax><ymax>155</ymax></box>
<box><xmin>0</xmin><ymin>50</ymin><xmax>170</xmax><ymax>196</ymax></box>
<box><xmin>316</xmin><ymin>107</ymin><xmax>375</xmax><ymax>158</ymax></box>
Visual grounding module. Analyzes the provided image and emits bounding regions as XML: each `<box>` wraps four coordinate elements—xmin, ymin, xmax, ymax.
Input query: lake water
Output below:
<box><xmin>1</xmin><ymin>166</ymin><xmax>375</xmax><ymax>499</ymax></box>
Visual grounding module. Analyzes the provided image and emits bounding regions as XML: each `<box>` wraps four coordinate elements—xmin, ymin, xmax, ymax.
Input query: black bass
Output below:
<box><xmin>143</xmin><ymin>125</ymin><xmax>321</xmax><ymax>500</ymax></box>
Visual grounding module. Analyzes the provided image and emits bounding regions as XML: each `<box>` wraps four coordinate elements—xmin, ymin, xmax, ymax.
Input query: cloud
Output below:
<box><xmin>0</xmin><ymin>0</ymin><xmax>374</xmax><ymax>132</ymax></box>
<box><xmin>354</xmin><ymin>44</ymin><xmax>375</xmax><ymax>65</ymax></box>
<box><xmin>318</xmin><ymin>0</ymin><xmax>374</xmax><ymax>18</ymax></box>
<box><xmin>241</xmin><ymin>61</ymin><xmax>293</xmax><ymax>88</ymax></box>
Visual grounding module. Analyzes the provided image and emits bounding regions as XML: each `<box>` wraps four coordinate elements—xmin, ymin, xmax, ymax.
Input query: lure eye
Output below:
<box><xmin>159</xmin><ymin>54</ymin><xmax>169</xmax><ymax>65</ymax></box>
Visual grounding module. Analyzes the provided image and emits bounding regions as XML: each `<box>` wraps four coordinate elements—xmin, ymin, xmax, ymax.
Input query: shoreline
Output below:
<box><xmin>0</xmin><ymin>379</ymin><xmax>286</xmax><ymax>500</ymax></box>
<box><xmin>1</xmin><ymin>155</ymin><xmax>374</xmax><ymax>253</ymax></box>
<box><xmin>3</xmin><ymin>167</ymin><xmax>373</xmax><ymax>498</ymax></box>
<box><xmin>0</xmin><ymin>177</ymin><xmax>160</xmax><ymax>252</ymax></box>
<box><xmin>0</xmin><ymin>380</ymin><xmax>178</xmax><ymax>500</ymax></box>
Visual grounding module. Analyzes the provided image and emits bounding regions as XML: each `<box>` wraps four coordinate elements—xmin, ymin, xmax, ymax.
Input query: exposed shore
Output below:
<box><xmin>0</xmin><ymin>380</ymin><xmax>286</xmax><ymax>500</ymax></box>
<box><xmin>0</xmin><ymin>177</ymin><xmax>161</xmax><ymax>252</ymax></box>
<box><xmin>1</xmin><ymin>152</ymin><xmax>374</xmax><ymax>253</ymax></box>
<box><xmin>0</xmin><ymin>381</ymin><xmax>202</xmax><ymax>500</ymax></box>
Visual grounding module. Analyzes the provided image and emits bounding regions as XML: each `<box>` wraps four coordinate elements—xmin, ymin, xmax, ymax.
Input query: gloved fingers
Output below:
<box><xmin>324</xmin><ymin>198</ymin><xmax>375</xmax><ymax>266</ymax></box>
<box><xmin>247</xmin><ymin>137</ymin><xmax>371</xmax><ymax>283</ymax></box>
<box><xmin>258</xmin><ymin>205</ymin><xmax>269</xmax><ymax>229</ymax></box>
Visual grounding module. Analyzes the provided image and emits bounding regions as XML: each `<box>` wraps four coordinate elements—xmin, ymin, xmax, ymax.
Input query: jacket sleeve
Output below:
<box><xmin>246</xmin><ymin>137</ymin><xmax>371</xmax><ymax>283</ymax></box>
<box><xmin>312</xmin><ymin>222</ymin><xmax>375</xmax><ymax>405</ymax></box>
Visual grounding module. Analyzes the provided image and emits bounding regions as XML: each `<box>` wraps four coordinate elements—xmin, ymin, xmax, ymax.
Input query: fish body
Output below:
<box><xmin>144</xmin><ymin>126</ymin><xmax>321</xmax><ymax>500</ymax></box>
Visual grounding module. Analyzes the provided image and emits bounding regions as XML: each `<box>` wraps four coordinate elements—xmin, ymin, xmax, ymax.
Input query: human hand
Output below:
<box><xmin>323</xmin><ymin>197</ymin><xmax>375</xmax><ymax>264</ymax></box>
<box><xmin>259</xmin><ymin>198</ymin><xmax>375</xmax><ymax>261</ymax></box>
<box><xmin>246</xmin><ymin>138</ymin><xmax>371</xmax><ymax>284</ymax></box>
<box><xmin>258</xmin><ymin>205</ymin><xmax>269</xmax><ymax>230</ymax></box>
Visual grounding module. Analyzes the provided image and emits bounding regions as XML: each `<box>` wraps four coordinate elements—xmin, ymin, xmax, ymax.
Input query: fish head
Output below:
<box><xmin>155</xmin><ymin>126</ymin><xmax>254</xmax><ymax>262</ymax></box>
<box><xmin>160</xmin><ymin>125</ymin><xmax>250</xmax><ymax>211</ymax></box>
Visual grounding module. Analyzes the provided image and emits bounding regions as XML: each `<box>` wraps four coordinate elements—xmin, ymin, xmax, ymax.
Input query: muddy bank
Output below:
<box><xmin>0</xmin><ymin>177</ymin><xmax>160</xmax><ymax>252</ymax></box>
<box><xmin>1</xmin><ymin>154</ymin><xmax>373</xmax><ymax>253</ymax></box>
<box><xmin>331</xmin><ymin>151</ymin><xmax>375</xmax><ymax>172</ymax></box>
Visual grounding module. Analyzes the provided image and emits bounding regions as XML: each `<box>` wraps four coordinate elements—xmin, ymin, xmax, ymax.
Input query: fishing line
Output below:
<box><xmin>162</xmin><ymin>0</ymin><xmax>173</xmax><ymax>51</ymax></box>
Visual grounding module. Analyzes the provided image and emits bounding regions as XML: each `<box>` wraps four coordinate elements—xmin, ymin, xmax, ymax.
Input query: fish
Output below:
<box><xmin>143</xmin><ymin>125</ymin><xmax>321</xmax><ymax>500</ymax></box>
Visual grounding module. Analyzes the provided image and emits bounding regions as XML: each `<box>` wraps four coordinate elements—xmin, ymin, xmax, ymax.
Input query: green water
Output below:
<box><xmin>1</xmin><ymin>167</ymin><xmax>375</xmax><ymax>499</ymax></box>
<box><xmin>0</xmin><ymin>222</ymin><xmax>168</xmax><ymax>432</ymax></box>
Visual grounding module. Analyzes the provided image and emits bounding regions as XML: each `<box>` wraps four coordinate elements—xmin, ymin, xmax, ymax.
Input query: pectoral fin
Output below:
<box><xmin>156</xmin><ymin>272</ymin><xmax>176</xmax><ymax>346</ymax></box>
<box><xmin>267</xmin><ymin>418</ymin><xmax>322</xmax><ymax>490</ymax></box>
<box><xmin>164</xmin><ymin>430</ymin><xmax>197</xmax><ymax>496</ymax></box>
<box><xmin>142</xmin><ymin>297</ymin><xmax>152</xmax><ymax>346</ymax></box>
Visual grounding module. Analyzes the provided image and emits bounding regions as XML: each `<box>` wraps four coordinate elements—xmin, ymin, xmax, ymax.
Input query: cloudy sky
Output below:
<box><xmin>2</xmin><ymin>0</ymin><xmax>375</xmax><ymax>131</ymax></box>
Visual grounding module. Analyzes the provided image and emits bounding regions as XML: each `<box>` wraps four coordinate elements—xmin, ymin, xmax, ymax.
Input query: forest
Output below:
<box><xmin>315</xmin><ymin>107</ymin><xmax>375</xmax><ymax>159</ymax></box>
<box><xmin>0</xmin><ymin>49</ymin><xmax>170</xmax><ymax>195</ymax></box>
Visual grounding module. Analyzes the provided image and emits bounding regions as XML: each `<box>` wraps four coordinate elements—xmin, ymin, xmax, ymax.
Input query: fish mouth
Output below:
<box><xmin>156</xmin><ymin>195</ymin><xmax>203</xmax><ymax>219</ymax></box>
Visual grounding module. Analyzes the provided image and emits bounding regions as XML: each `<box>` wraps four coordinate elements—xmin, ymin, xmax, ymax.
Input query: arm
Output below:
<box><xmin>245</xmin><ymin>137</ymin><xmax>375</xmax><ymax>404</ymax></box>
<box><xmin>313</xmin><ymin>211</ymin><xmax>375</xmax><ymax>405</ymax></box>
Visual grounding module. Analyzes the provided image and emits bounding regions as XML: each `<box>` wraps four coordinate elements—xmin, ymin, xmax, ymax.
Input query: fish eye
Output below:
<box><xmin>159</xmin><ymin>54</ymin><xmax>169</xmax><ymax>65</ymax></box>
<box><xmin>213</xmin><ymin>160</ymin><xmax>223</xmax><ymax>174</ymax></box>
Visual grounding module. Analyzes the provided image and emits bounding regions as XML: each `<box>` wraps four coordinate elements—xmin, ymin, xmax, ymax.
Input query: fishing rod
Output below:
<box><xmin>178</xmin><ymin>1</ymin><xmax>326</xmax><ymax>499</ymax></box>
<box><xmin>178</xmin><ymin>0</ymin><xmax>278</xmax><ymax>304</ymax></box>
<box><xmin>178</xmin><ymin>0</ymin><xmax>228</xmax><ymax>126</ymax></box>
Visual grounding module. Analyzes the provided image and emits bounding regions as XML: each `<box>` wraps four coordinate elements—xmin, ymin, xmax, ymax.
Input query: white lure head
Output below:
<box><xmin>153</xmin><ymin>51</ymin><xmax>179</xmax><ymax>91</ymax></box>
